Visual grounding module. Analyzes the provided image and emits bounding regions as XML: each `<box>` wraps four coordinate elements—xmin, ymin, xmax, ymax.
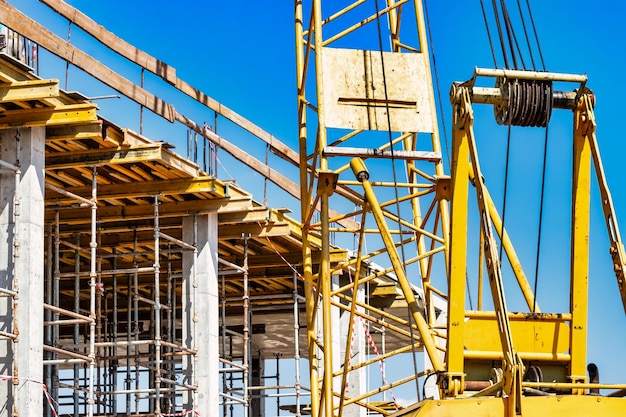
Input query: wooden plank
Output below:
<box><xmin>5</xmin><ymin>2</ymin><xmax>361</xmax><ymax>229</ymax></box>
<box><xmin>45</xmin><ymin>176</ymin><xmax>226</xmax><ymax>201</ymax></box>
<box><xmin>44</xmin><ymin>198</ymin><xmax>253</xmax><ymax>224</ymax></box>
<box><xmin>45</xmin><ymin>144</ymin><xmax>164</xmax><ymax>169</ymax></box>
<box><xmin>222</xmin><ymin>249</ymin><xmax>347</xmax><ymax>269</ymax></box>
<box><xmin>220</xmin><ymin>222</ymin><xmax>291</xmax><ymax>239</ymax></box>
<box><xmin>0</xmin><ymin>4</ymin><xmax>307</xmax><ymax>202</ymax></box>
<box><xmin>39</xmin><ymin>0</ymin><xmax>299</xmax><ymax>164</ymax></box>
<box><xmin>46</xmin><ymin>121</ymin><xmax>103</xmax><ymax>141</ymax></box>
<box><xmin>0</xmin><ymin>3</ymin><xmax>177</xmax><ymax>122</ymax></box>
<box><xmin>0</xmin><ymin>79</ymin><xmax>59</xmax><ymax>103</ymax></box>
<box><xmin>39</xmin><ymin>0</ymin><xmax>177</xmax><ymax>84</ymax></box>
<box><xmin>0</xmin><ymin>54</ymin><xmax>33</xmax><ymax>82</ymax></box>
<box><xmin>0</xmin><ymin>102</ymin><xmax>97</xmax><ymax>127</ymax></box>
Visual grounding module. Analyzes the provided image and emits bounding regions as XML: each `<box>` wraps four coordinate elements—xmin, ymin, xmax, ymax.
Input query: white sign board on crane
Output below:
<box><xmin>321</xmin><ymin>47</ymin><xmax>434</xmax><ymax>133</ymax></box>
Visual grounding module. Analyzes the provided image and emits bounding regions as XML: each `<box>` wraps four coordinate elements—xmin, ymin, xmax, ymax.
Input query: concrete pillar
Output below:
<box><xmin>338</xmin><ymin>276</ymin><xmax>366</xmax><ymax>417</ymax></box>
<box><xmin>330</xmin><ymin>274</ymin><xmax>341</xmax><ymax>411</ymax></box>
<box><xmin>324</xmin><ymin>273</ymin><xmax>367</xmax><ymax>416</ymax></box>
<box><xmin>0</xmin><ymin>127</ymin><xmax>45</xmax><ymax>417</ymax></box>
<box><xmin>182</xmin><ymin>213</ymin><xmax>219</xmax><ymax>414</ymax></box>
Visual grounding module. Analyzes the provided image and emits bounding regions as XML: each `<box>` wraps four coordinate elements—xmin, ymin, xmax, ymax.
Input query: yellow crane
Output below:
<box><xmin>296</xmin><ymin>1</ymin><xmax>626</xmax><ymax>416</ymax></box>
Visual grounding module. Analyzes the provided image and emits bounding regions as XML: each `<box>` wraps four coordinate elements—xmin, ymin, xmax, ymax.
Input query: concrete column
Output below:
<box><xmin>338</xmin><ymin>276</ymin><xmax>366</xmax><ymax>417</ymax></box>
<box><xmin>0</xmin><ymin>127</ymin><xmax>45</xmax><ymax>417</ymax></box>
<box><xmin>182</xmin><ymin>213</ymin><xmax>219</xmax><ymax>414</ymax></box>
<box><xmin>330</xmin><ymin>274</ymin><xmax>341</xmax><ymax>411</ymax></box>
<box><xmin>326</xmin><ymin>273</ymin><xmax>367</xmax><ymax>416</ymax></box>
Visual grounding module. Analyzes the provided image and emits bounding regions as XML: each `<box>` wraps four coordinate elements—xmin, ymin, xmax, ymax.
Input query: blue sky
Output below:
<box><xmin>11</xmin><ymin>0</ymin><xmax>626</xmax><ymax>392</ymax></box>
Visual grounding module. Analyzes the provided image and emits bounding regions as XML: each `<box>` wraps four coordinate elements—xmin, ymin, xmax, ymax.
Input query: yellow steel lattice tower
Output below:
<box><xmin>296</xmin><ymin>1</ymin><xmax>626</xmax><ymax>416</ymax></box>
<box><xmin>296</xmin><ymin>1</ymin><xmax>449</xmax><ymax>415</ymax></box>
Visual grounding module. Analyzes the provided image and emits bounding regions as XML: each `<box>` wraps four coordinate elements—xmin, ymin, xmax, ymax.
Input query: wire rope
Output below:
<box><xmin>525</xmin><ymin>0</ymin><xmax>546</xmax><ymax>70</ymax></box>
<box><xmin>479</xmin><ymin>0</ymin><xmax>499</xmax><ymax>68</ymax></box>
<box><xmin>499</xmin><ymin>0</ymin><xmax>521</xmax><ymax>69</ymax></box>
<box><xmin>504</xmin><ymin>10</ymin><xmax>527</xmax><ymax>70</ymax></box>
<box><xmin>515</xmin><ymin>0</ymin><xmax>536</xmax><ymax>70</ymax></box>
<box><xmin>498</xmin><ymin>126</ymin><xmax>513</xmax><ymax>262</ymax></box>
<box><xmin>373</xmin><ymin>0</ymin><xmax>420</xmax><ymax>397</ymax></box>
<box><xmin>491</xmin><ymin>0</ymin><xmax>511</xmax><ymax>68</ymax></box>
<box><xmin>423</xmin><ymin>0</ymin><xmax>451</xmax><ymax>167</ymax></box>
<box><xmin>532</xmin><ymin>127</ymin><xmax>550</xmax><ymax>312</ymax></box>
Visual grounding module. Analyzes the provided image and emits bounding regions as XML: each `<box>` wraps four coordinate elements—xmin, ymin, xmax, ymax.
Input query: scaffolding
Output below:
<box><xmin>0</xmin><ymin>51</ymin><xmax>322</xmax><ymax>416</ymax></box>
<box><xmin>0</xmin><ymin>3</ymin><xmax>437</xmax><ymax>416</ymax></box>
<box><xmin>43</xmin><ymin>176</ymin><xmax>202</xmax><ymax>416</ymax></box>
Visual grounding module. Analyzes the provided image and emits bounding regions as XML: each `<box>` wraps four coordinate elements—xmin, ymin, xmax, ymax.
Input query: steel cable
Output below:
<box><xmin>373</xmin><ymin>0</ymin><xmax>420</xmax><ymax>399</ymax></box>
<box><xmin>516</xmin><ymin>0</ymin><xmax>537</xmax><ymax>70</ymax></box>
<box><xmin>479</xmin><ymin>0</ymin><xmax>499</xmax><ymax>68</ymax></box>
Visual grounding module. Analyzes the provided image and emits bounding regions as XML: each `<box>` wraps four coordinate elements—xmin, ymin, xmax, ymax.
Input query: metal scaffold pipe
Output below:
<box><xmin>153</xmin><ymin>195</ymin><xmax>163</xmax><ymax>416</ymax></box>
<box><xmin>350</xmin><ymin>157</ymin><xmax>445</xmax><ymax>373</ymax></box>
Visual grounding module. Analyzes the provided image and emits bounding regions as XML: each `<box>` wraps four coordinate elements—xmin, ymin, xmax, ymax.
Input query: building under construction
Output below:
<box><xmin>1</xmin><ymin>1</ymin><xmax>626</xmax><ymax>417</ymax></box>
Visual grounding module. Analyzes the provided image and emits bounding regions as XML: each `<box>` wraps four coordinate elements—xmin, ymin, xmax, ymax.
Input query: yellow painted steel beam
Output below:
<box><xmin>570</xmin><ymin>95</ymin><xmax>592</xmax><ymax>391</ymax></box>
<box><xmin>350</xmin><ymin>157</ymin><xmax>445</xmax><ymax>373</ymax></box>
<box><xmin>0</xmin><ymin>103</ymin><xmax>97</xmax><ymax>128</ymax></box>
<box><xmin>463</xmin><ymin>315</ymin><xmax>570</xmax><ymax>357</ymax></box>
<box><xmin>445</xmin><ymin>88</ymin><xmax>472</xmax><ymax>396</ymax></box>
<box><xmin>393</xmin><ymin>395</ymin><xmax>626</xmax><ymax>417</ymax></box>
<box><xmin>461</xmin><ymin>88</ymin><xmax>524</xmax><ymax>411</ymax></box>
<box><xmin>310</xmin><ymin>0</ymin><xmax>334</xmax><ymax>414</ymax></box>
<box><xmin>465</xmin><ymin>310</ymin><xmax>570</xmax><ymax>321</ymax></box>
<box><xmin>464</xmin><ymin>350</ymin><xmax>570</xmax><ymax>362</ymax></box>
<box><xmin>0</xmin><ymin>79</ymin><xmax>59</xmax><ymax>103</ymax></box>
<box><xmin>585</xmin><ymin>95</ymin><xmax>626</xmax><ymax>314</ymax></box>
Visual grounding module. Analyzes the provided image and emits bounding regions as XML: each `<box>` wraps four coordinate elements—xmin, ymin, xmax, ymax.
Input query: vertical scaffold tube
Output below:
<box><xmin>154</xmin><ymin>195</ymin><xmax>162</xmax><ymax>415</ymax></box>
<box><xmin>242</xmin><ymin>234</ymin><xmax>250</xmax><ymax>417</ymax></box>
<box><xmin>293</xmin><ymin>271</ymin><xmax>302</xmax><ymax>417</ymax></box>
<box><xmin>192</xmin><ymin>215</ymin><xmax>199</xmax><ymax>414</ymax></box>
<box><xmin>74</xmin><ymin>233</ymin><xmax>81</xmax><ymax>417</ymax></box>
<box><xmin>88</xmin><ymin>167</ymin><xmax>97</xmax><ymax>417</ymax></box>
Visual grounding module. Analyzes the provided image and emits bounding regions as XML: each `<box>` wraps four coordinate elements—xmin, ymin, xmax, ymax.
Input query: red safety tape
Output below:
<box><xmin>0</xmin><ymin>375</ymin><xmax>59</xmax><ymax>417</ymax></box>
